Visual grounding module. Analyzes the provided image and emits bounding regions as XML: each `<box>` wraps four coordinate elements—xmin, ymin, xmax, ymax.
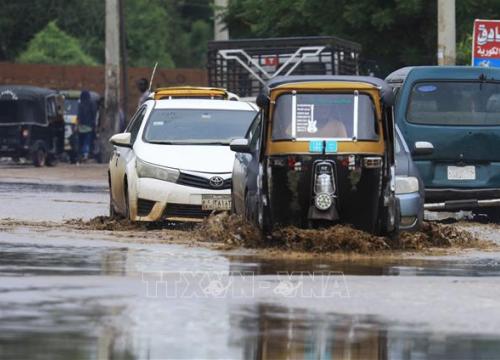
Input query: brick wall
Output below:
<box><xmin>0</xmin><ymin>62</ymin><xmax>208</xmax><ymax>116</ymax></box>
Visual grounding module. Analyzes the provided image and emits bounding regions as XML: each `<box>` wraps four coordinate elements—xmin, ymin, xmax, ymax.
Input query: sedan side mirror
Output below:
<box><xmin>230</xmin><ymin>138</ymin><xmax>251</xmax><ymax>153</ymax></box>
<box><xmin>413</xmin><ymin>141</ymin><xmax>434</xmax><ymax>156</ymax></box>
<box><xmin>109</xmin><ymin>132</ymin><xmax>132</xmax><ymax>148</ymax></box>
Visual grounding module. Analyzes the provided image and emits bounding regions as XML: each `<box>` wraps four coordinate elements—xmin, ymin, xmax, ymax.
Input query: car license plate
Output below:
<box><xmin>447</xmin><ymin>166</ymin><xmax>476</xmax><ymax>180</ymax></box>
<box><xmin>201</xmin><ymin>195</ymin><xmax>231</xmax><ymax>211</ymax></box>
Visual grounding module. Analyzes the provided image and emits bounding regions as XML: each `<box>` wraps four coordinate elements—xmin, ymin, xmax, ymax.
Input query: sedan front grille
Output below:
<box><xmin>164</xmin><ymin>203</ymin><xmax>212</xmax><ymax>219</ymax></box>
<box><xmin>177</xmin><ymin>172</ymin><xmax>231</xmax><ymax>190</ymax></box>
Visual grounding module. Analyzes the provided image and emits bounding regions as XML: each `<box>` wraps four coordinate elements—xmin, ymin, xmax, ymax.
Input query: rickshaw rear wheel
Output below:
<box><xmin>32</xmin><ymin>146</ymin><xmax>46</xmax><ymax>167</ymax></box>
<box><xmin>257</xmin><ymin>196</ymin><xmax>271</xmax><ymax>236</ymax></box>
<box><xmin>46</xmin><ymin>153</ymin><xmax>58</xmax><ymax>167</ymax></box>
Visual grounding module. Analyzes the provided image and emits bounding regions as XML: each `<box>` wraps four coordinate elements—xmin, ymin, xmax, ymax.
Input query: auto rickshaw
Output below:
<box><xmin>0</xmin><ymin>85</ymin><xmax>65</xmax><ymax>166</ymax></box>
<box><xmin>230</xmin><ymin>75</ymin><xmax>399</xmax><ymax>235</ymax></box>
<box><xmin>152</xmin><ymin>86</ymin><xmax>239</xmax><ymax>100</ymax></box>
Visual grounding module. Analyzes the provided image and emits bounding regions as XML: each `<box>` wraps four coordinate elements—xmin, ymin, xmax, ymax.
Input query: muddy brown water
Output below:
<box><xmin>3</xmin><ymin>180</ymin><xmax>500</xmax><ymax>359</ymax></box>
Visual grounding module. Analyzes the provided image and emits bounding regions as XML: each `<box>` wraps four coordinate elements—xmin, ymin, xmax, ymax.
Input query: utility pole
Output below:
<box><xmin>119</xmin><ymin>0</ymin><xmax>129</xmax><ymax>124</ymax></box>
<box><xmin>102</xmin><ymin>0</ymin><xmax>121</xmax><ymax>162</ymax></box>
<box><xmin>214</xmin><ymin>0</ymin><xmax>229</xmax><ymax>41</ymax></box>
<box><xmin>437</xmin><ymin>0</ymin><xmax>456</xmax><ymax>65</ymax></box>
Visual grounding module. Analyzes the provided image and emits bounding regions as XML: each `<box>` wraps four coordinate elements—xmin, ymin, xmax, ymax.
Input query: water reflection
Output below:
<box><xmin>227</xmin><ymin>256</ymin><xmax>500</xmax><ymax>277</ymax></box>
<box><xmin>231</xmin><ymin>304</ymin><xmax>500</xmax><ymax>360</ymax></box>
<box><xmin>0</xmin><ymin>242</ymin><xmax>130</xmax><ymax>276</ymax></box>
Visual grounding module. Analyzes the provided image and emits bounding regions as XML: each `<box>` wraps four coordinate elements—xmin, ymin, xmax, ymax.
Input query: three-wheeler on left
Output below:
<box><xmin>0</xmin><ymin>85</ymin><xmax>65</xmax><ymax>166</ymax></box>
<box><xmin>230</xmin><ymin>75</ymin><xmax>400</xmax><ymax>236</ymax></box>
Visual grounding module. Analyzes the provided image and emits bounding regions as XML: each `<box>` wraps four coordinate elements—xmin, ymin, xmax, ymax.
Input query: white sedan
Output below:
<box><xmin>108</xmin><ymin>98</ymin><xmax>258</xmax><ymax>222</ymax></box>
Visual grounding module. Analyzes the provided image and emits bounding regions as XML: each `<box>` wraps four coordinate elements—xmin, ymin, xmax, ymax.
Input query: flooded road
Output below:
<box><xmin>1</xmin><ymin>173</ymin><xmax>500</xmax><ymax>359</ymax></box>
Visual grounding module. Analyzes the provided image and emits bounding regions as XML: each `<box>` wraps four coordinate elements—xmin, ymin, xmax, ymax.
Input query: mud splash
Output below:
<box><xmin>197</xmin><ymin>213</ymin><xmax>490</xmax><ymax>253</ymax></box>
<box><xmin>64</xmin><ymin>216</ymin><xmax>193</xmax><ymax>231</ymax></box>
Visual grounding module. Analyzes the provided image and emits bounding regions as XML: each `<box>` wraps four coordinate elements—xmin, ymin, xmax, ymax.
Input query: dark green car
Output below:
<box><xmin>387</xmin><ymin>66</ymin><xmax>500</xmax><ymax>219</ymax></box>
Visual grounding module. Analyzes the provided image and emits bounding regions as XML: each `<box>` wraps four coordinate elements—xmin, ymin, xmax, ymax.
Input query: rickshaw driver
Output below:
<box><xmin>312</xmin><ymin>103</ymin><xmax>349</xmax><ymax>138</ymax></box>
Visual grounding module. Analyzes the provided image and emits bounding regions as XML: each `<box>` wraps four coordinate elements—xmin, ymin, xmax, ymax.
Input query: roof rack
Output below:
<box><xmin>207</xmin><ymin>36</ymin><xmax>362</xmax><ymax>97</ymax></box>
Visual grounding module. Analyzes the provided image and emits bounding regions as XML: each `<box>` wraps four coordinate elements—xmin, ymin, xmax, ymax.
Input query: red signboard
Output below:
<box><xmin>472</xmin><ymin>19</ymin><xmax>500</xmax><ymax>67</ymax></box>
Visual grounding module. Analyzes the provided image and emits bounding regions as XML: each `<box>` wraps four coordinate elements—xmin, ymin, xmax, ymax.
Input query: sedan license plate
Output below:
<box><xmin>201</xmin><ymin>195</ymin><xmax>231</xmax><ymax>211</ymax></box>
<box><xmin>447</xmin><ymin>166</ymin><xmax>476</xmax><ymax>180</ymax></box>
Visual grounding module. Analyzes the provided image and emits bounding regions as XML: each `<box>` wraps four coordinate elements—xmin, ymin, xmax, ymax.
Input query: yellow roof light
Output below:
<box><xmin>153</xmin><ymin>86</ymin><xmax>229</xmax><ymax>100</ymax></box>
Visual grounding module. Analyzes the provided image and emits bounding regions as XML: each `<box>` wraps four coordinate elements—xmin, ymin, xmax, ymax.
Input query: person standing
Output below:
<box><xmin>137</xmin><ymin>78</ymin><xmax>150</xmax><ymax>107</ymax></box>
<box><xmin>78</xmin><ymin>90</ymin><xmax>97</xmax><ymax>161</ymax></box>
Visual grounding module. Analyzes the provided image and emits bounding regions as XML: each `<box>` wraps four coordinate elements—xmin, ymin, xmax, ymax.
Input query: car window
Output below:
<box><xmin>250</xmin><ymin>120</ymin><xmax>262</xmax><ymax>151</ymax></box>
<box><xmin>407</xmin><ymin>81</ymin><xmax>500</xmax><ymax>126</ymax></box>
<box><xmin>127</xmin><ymin>107</ymin><xmax>146</xmax><ymax>144</ymax></box>
<box><xmin>395</xmin><ymin>133</ymin><xmax>401</xmax><ymax>154</ymax></box>
<box><xmin>245</xmin><ymin>111</ymin><xmax>261</xmax><ymax>139</ymax></box>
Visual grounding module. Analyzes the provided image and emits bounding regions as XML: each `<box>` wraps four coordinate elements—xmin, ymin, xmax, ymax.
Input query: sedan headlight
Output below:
<box><xmin>395</xmin><ymin>176</ymin><xmax>419</xmax><ymax>194</ymax></box>
<box><xmin>136</xmin><ymin>158</ymin><xmax>180</xmax><ymax>183</ymax></box>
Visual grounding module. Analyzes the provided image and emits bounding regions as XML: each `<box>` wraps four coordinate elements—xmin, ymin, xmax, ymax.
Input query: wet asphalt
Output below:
<box><xmin>1</xmin><ymin>180</ymin><xmax>500</xmax><ymax>359</ymax></box>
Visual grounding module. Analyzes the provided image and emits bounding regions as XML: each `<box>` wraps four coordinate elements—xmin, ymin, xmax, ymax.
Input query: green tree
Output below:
<box><xmin>124</xmin><ymin>0</ymin><xmax>174</xmax><ymax>68</ymax></box>
<box><xmin>225</xmin><ymin>0</ymin><xmax>500</xmax><ymax>76</ymax></box>
<box><xmin>0</xmin><ymin>0</ymin><xmax>213</xmax><ymax>68</ymax></box>
<box><xmin>17</xmin><ymin>21</ymin><xmax>97</xmax><ymax>65</ymax></box>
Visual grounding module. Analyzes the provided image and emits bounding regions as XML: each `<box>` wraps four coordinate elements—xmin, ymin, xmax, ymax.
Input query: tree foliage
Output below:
<box><xmin>124</xmin><ymin>0</ymin><xmax>174</xmax><ymax>68</ymax></box>
<box><xmin>17</xmin><ymin>21</ymin><xmax>97</xmax><ymax>66</ymax></box>
<box><xmin>225</xmin><ymin>0</ymin><xmax>500</xmax><ymax>76</ymax></box>
<box><xmin>0</xmin><ymin>0</ymin><xmax>212</xmax><ymax>68</ymax></box>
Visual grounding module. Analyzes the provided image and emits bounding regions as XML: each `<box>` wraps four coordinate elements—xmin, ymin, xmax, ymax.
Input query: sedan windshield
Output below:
<box><xmin>143</xmin><ymin>108</ymin><xmax>257</xmax><ymax>144</ymax></box>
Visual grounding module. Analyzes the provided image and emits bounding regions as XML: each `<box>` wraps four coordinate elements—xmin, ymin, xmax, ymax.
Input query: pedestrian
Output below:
<box><xmin>77</xmin><ymin>90</ymin><xmax>97</xmax><ymax>161</ymax></box>
<box><xmin>137</xmin><ymin>78</ymin><xmax>150</xmax><ymax>107</ymax></box>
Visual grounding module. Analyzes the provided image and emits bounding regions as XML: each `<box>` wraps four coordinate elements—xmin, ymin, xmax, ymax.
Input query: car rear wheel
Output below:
<box><xmin>230</xmin><ymin>189</ymin><xmax>236</xmax><ymax>214</ymax></box>
<box><xmin>244</xmin><ymin>192</ymin><xmax>254</xmax><ymax>224</ymax></box>
<box><xmin>124</xmin><ymin>180</ymin><xmax>131</xmax><ymax>221</ymax></box>
<box><xmin>108</xmin><ymin>176</ymin><xmax>118</xmax><ymax>219</ymax></box>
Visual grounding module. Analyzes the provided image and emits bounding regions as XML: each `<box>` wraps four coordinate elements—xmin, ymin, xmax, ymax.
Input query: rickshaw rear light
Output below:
<box><xmin>363</xmin><ymin>157</ymin><xmax>382</xmax><ymax>168</ymax></box>
<box><xmin>313</xmin><ymin>161</ymin><xmax>336</xmax><ymax>195</ymax></box>
<box><xmin>315</xmin><ymin>174</ymin><xmax>334</xmax><ymax>194</ymax></box>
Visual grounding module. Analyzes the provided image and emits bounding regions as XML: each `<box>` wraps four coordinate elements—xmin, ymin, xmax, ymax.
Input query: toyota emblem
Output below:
<box><xmin>209</xmin><ymin>176</ymin><xmax>224</xmax><ymax>188</ymax></box>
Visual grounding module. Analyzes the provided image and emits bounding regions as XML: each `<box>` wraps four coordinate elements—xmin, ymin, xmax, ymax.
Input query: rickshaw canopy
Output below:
<box><xmin>0</xmin><ymin>85</ymin><xmax>59</xmax><ymax>125</ymax></box>
<box><xmin>265</xmin><ymin>75</ymin><xmax>394</xmax><ymax>106</ymax></box>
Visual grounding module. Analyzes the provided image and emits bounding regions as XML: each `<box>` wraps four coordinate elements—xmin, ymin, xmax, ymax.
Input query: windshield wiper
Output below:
<box><xmin>148</xmin><ymin>140</ymin><xmax>229</xmax><ymax>145</ymax></box>
<box><xmin>148</xmin><ymin>140</ymin><xmax>177</xmax><ymax>145</ymax></box>
<box><xmin>196</xmin><ymin>141</ymin><xmax>229</xmax><ymax>145</ymax></box>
